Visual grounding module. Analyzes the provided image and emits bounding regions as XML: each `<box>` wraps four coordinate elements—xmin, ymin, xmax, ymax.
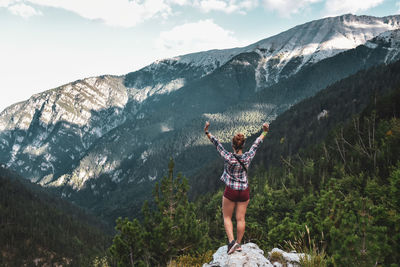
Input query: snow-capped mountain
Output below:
<box><xmin>1</xmin><ymin>14</ymin><xmax>400</xmax><ymax>221</ymax></box>
<box><xmin>143</xmin><ymin>14</ymin><xmax>400</xmax><ymax>91</ymax></box>
<box><xmin>365</xmin><ymin>28</ymin><xmax>400</xmax><ymax>62</ymax></box>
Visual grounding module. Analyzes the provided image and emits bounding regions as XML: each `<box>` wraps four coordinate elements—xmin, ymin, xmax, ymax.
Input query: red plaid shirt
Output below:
<box><xmin>210</xmin><ymin>135</ymin><xmax>263</xmax><ymax>190</ymax></box>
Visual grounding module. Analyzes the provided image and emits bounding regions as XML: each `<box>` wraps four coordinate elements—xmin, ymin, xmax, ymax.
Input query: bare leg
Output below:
<box><xmin>222</xmin><ymin>196</ymin><xmax>236</xmax><ymax>242</ymax></box>
<box><xmin>235</xmin><ymin>199</ymin><xmax>249</xmax><ymax>244</ymax></box>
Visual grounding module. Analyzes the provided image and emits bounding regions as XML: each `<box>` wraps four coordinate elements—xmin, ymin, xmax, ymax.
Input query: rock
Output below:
<box><xmin>268</xmin><ymin>248</ymin><xmax>308</xmax><ymax>267</ymax></box>
<box><xmin>203</xmin><ymin>243</ymin><xmax>309</xmax><ymax>267</ymax></box>
<box><xmin>203</xmin><ymin>243</ymin><xmax>273</xmax><ymax>267</ymax></box>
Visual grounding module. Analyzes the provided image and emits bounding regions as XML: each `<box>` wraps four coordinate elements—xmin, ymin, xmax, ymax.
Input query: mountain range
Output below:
<box><xmin>1</xmin><ymin>14</ymin><xmax>400</xmax><ymax>221</ymax></box>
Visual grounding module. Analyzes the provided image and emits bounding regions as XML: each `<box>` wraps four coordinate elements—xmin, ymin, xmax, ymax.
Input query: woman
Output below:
<box><xmin>204</xmin><ymin>121</ymin><xmax>269</xmax><ymax>254</ymax></box>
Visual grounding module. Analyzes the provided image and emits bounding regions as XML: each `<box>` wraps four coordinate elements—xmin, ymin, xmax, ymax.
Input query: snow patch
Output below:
<box><xmin>112</xmin><ymin>169</ymin><xmax>123</xmax><ymax>183</ymax></box>
<box><xmin>9</xmin><ymin>144</ymin><xmax>21</xmax><ymax>163</ymax></box>
<box><xmin>232</xmin><ymin>59</ymin><xmax>251</xmax><ymax>66</ymax></box>
<box><xmin>160</xmin><ymin>123</ymin><xmax>173</xmax><ymax>132</ymax></box>
<box><xmin>317</xmin><ymin>109</ymin><xmax>329</xmax><ymax>120</ymax></box>
<box><xmin>141</xmin><ymin>150</ymin><xmax>149</xmax><ymax>163</ymax></box>
<box><xmin>158</xmin><ymin>78</ymin><xmax>185</xmax><ymax>94</ymax></box>
<box><xmin>91</xmin><ymin>127</ymin><xmax>103</xmax><ymax>138</ymax></box>
<box><xmin>365</xmin><ymin>41</ymin><xmax>378</xmax><ymax>49</ymax></box>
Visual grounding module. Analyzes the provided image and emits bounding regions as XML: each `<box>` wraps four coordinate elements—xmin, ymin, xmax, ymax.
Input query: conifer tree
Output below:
<box><xmin>110</xmin><ymin>158</ymin><xmax>210</xmax><ymax>266</ymax></box>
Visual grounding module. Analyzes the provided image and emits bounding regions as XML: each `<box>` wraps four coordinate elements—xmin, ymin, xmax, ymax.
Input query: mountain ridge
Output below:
<box><xmin>1</xmin><ymin>14</ymin><xmax>400</xmax><ymax>221</ymax></box>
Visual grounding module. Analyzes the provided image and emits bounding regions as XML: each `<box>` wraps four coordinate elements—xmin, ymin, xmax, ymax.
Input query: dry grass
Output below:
<box><xmin>167</xmin><ymin>250</ymin><xmax>214</xmax><ymax>267</ymax></box>
<box><xmin>284</xmin><ymin>225</ymin><xmax>328</xmax><ymax>267</ymax></box>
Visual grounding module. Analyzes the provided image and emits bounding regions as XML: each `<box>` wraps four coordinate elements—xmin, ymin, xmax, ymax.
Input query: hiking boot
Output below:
<box><xmin>236</xmin><ymin>243</ymin><xmax>242</xmax><ymax>252</ymax></box>
<box><xmin>227</xmin><ymin>240</ymin><xmax>239</xmax><ymax>254</ymax></box>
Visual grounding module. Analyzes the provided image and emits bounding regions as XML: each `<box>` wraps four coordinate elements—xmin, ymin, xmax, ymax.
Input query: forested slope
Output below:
<box><xmin>193</xmin><ymin>63</ymin><xmax>400</xmax><ymax>266</ymax></box>
<box><xmin>191</xmin><ymin>59</ymin><xmax>400</xmax><ymax>197</ymax></box>
<box><xmin>0</xmin><ymin>167</ymin><xmax>111</xmax><ymax>266</ymax></box>
<box><xmin>110</xmin><ymin>59</ymin><xmax>400</xmax><ymax>267</ymax></box>
<box><xmin>110</xmin><ymin>77</ymin><xmax>400</xmax><ymax>266</ymax></box>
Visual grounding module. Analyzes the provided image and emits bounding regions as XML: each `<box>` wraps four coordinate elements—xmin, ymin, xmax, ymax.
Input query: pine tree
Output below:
<box><xmin>110</xmin><ymin>159</ymin><xmax>210</xmax><ymax>266</ymax></box>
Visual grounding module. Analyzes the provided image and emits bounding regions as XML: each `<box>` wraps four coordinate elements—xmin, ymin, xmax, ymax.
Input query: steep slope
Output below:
<box><xmin>0</xmin><ymin>15</ymin><xmax>400</xmax><ymax>222</ymax></box>
<box><xmin>255</xmin><ymin>52</ymin><xmax>400</xmax><ymax>166</ymax></box>
<box><xmin>0</xmin><ymin>76</ymin><xmax>129</xmax><ymax>184</ymax></box>
<box><xmin>0</xmin><ymin>167</ymin><xmax>110</xmax><ymax>266</ymax></box>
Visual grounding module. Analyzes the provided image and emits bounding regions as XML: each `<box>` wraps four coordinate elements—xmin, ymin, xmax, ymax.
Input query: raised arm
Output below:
<box><xmin>259</xmin><ymin>122</ymin><xmax>269</xmax><ymax>140</ymax></box>
<box><xmin>246</xmin><ymin>122</ymin><xmax>270</xmax><ymax>161</ymax></box>
<box><xmin>204</xmin><ymin>121</ymin><xmax>211</xmax><ymax>140</ymax></box>
<box><xmin>204</xmin><ymin>121</ymin><xmax>231</xmax><ymax>160</ymax></box>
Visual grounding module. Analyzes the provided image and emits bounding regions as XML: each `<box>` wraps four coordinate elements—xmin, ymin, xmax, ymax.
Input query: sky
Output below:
<box><xmin>0</xmin><ymin>0</ymin><xmax>399</xmax><ymax>112</ymax></box>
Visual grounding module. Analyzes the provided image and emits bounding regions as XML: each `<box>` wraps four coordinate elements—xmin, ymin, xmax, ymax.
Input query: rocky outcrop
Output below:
<box><xmin>268</xmin><ymin>248</ymin><xmax>309</xmax><ymax>267</ymax></box>
<box><xmin>203</xmin><ymin>243</ymin><xmax>308</xmax><ymax>267</ymax></box>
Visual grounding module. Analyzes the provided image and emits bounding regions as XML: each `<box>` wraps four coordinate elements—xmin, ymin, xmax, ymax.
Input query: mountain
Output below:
<box><xmin>0</xmin><ymin>166</ymin><xmax>110</xmax><ymax>266</ymax></box>
<box><xmin>1</xmin><ymin>14</ymin><xmax>400</xmax><ymax>222</ymax></box>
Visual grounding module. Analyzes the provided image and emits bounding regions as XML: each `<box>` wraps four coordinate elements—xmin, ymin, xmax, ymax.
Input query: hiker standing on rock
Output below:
<box><xmin>204</xmin><ymin>121</ymin><xmax>269</xmax><ymax>254</ymax></box>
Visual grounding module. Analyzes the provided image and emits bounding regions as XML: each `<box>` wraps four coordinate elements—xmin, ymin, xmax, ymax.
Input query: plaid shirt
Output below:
<box><xmin>210</xmin><ymin>135</ymin><xmax>263</xmax><ymax>190</ymax></box>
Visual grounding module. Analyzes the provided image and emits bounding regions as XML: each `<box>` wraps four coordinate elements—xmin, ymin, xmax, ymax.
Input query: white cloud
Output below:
<box><xmin>1</xmin><ymin>0</ymin><xmax>261</xmax><ymax>22</ymax></box>
<box><xmin>8</xmin><ymin>3</ymin><xmax>42</xmax><ymax>18</ymax></box>
<box><xmin>169</xmin><ymin>0</ymin><xmax>188</xmax><ymax>5</ymax></box>
<box><xmin>155</xmin><ymin>19</ymin><xmax>247</xmax><ymax>56</ymax></box>
<box><xmin>324</xmin><ymin>0</ymin><xmax>384</xmax><ymax>15</ymax></box>
<box><xmin>194</xmin><ymin>0</ymin><xmax>258</xmax><ymax>14</ymax></box>
<box><xmin>0</xmin><ymin>0</ymin><xmax>12</xmax><ymax>7</ymax></box>
<box><xmin>262</xmin><ymin>0</ymin><xmax>322</xmax><ymax>17</ymax></box>
<box><xmin>26</xmin><ymin>0</ymin><xmax>173</xmax><ymax>27</ymax></box>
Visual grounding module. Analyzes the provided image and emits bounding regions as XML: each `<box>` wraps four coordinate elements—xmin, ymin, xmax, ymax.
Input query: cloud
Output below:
<box><xmin>262</xmin><ymin>0</ymin><xmax>322</xmax><ymax>17</ymax></box>
<box><xmin>193</xmin><ymin>0</ymin><xmax>258</xmax><ymax>14</ymax></box>
<box><xmin>1</xmin><ymin>0</ymin><xmax>260</xmax><ymax>23</ymax></box>
<box><xmin>0</xmin><ymin>0</ymin><xmax>12</xmax><ymax>7</ymax></box>
<box><xmin>324</xmin><ymin>0</ymin><xmax>384</xmax><ymax>15</ymax></box>
<box><xmin>155</xmin><ymin>19</ymin><xmax>247</xmax><ymax>56</ymax></box>
<box><xmin>0</xmin><ymin>0</ymin><xmax>42</xmax><ymax>18</ymax></box>
<box><xmin>169</xmin><ymin>0</ymin><xmax>188</xmax><ymax>4</ymax></box>
<box><xmin>8</xmin><ymin>3</ymin><xmax>42</xmax><ymax>18</ymax></box>
<box><xmin>24</xmin><ymin>0</ymin><xmax>175</xmax><ymax>27</ymax></box>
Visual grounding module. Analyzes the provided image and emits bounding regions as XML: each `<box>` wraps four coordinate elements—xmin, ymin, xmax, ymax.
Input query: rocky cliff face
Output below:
<box><xmin>0</xmin><ymin>76</ymin><xmax>128</xmax><ymax>183</ymax></box>
<box><xmin>1</xmin><ymin>14</ymin><xmax>399</xmax><ymax>220</ymax></box>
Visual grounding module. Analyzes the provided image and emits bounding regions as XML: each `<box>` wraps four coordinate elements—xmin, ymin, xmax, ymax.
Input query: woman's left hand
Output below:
<box><xmin>263</xmin><ymin>122</ymin><xmax>269</xmax><ymax>132</ymax></box>
<box><xmin>204</xmin><ymin>121</ymin><xmax>210</xmax><ymax>133</ymax></box>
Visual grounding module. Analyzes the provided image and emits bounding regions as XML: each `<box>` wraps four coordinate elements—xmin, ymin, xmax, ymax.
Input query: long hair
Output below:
<box><xmin>232</xmin><ymin>133</ymin><xmax>245</xmax><ymax>151</ymax></box>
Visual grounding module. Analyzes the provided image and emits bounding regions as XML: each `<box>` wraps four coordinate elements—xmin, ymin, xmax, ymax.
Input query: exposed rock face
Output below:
<box><xmin>203</xmin><ymin>243</ymin><xmax>307</xmax><ymax>267</ymax></box>
<box><xmin>203</xmin><ymin>243</ymin><xmax>273</xmax><ymax>267</ymax></box>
